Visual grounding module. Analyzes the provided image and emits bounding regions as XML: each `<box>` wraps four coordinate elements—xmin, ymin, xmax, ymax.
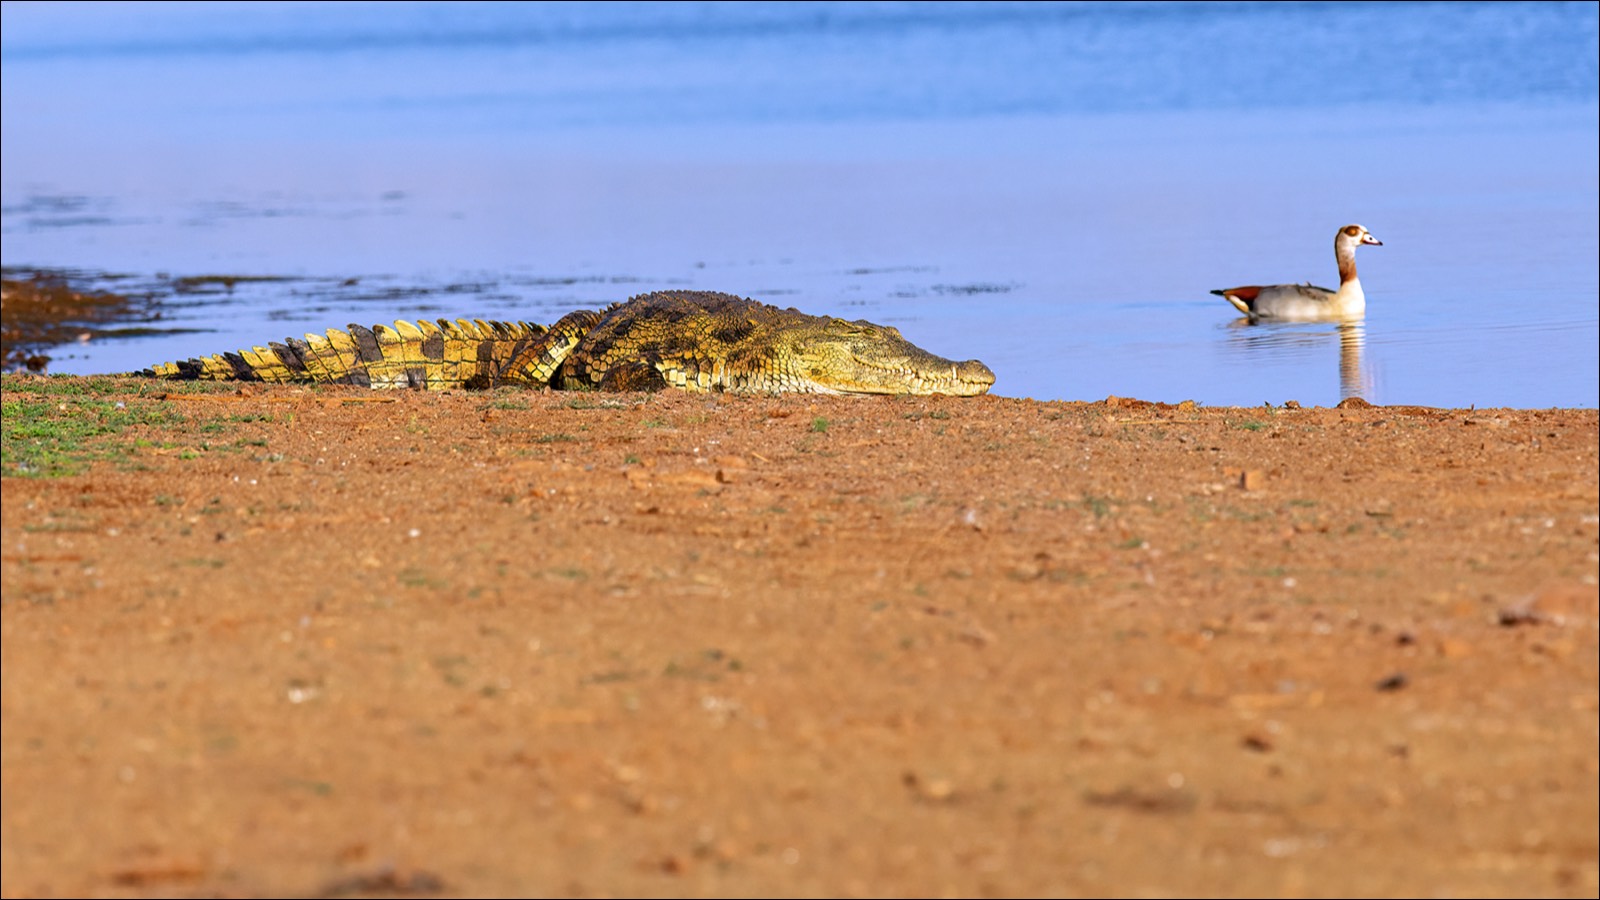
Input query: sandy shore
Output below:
<box><xmin>2</xmin><ymin>378</ymin><xmax>1596</xmax><ymax>897</ymax></box>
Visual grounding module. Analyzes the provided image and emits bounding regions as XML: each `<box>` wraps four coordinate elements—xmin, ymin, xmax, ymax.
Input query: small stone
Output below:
<box><xmin>1375</xmin><ymin>672</ymin><xmax>1409</xmax><ymax>692</ymax></box>
<box><xmin>903</xmin><ymin>770</ymin><xmax>956</xmax><ymax>802</ymax></box>
<box><xmin>1497</xmin><ymin>607</ymin><xmax>1543</xmax><ymax>627</ymax></box>
<box><xmin>662</xmin><ymin>469</ymin><xmax>722</xmax><ymax>491</ymax></box>
<box><xmin>1529</xmin><ymin>581</ymin><xmax>1600</xmax><ymax>624</ymax></box>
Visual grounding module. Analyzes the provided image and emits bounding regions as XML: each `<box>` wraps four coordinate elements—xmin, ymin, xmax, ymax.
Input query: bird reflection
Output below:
<box><xmin>1336</xmin><ymin>321</ymin><xmax>1368</xmax><ymax>400</ymax></box>
<box><xmin>1224</xmin><ymin>318</ymin><xmax>1371</xmax><ymax>402</ymax></box>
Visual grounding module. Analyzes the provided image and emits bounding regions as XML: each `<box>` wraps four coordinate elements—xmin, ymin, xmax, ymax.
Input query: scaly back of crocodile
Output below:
<box><xmin>134</xmin><ymin>291</ymin><xmax>995</xmax><ymax>396</ymax></box>
<box><xmin>554</xmin><ymin>291</ymin><xmax>994</xmax><ymax>396</ymax></box>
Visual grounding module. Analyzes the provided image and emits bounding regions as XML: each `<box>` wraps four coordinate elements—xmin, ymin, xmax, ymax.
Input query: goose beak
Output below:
<box><xmin>1361</xmin><ymin>232</ymin><xmax>1383</xmax><ymax>246</ymax></box>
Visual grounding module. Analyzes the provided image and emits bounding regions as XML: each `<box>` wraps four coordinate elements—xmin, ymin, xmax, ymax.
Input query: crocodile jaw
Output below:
<box><xmin>818</xmin><ymin>356</ymin><xmax>996</xmax><ymax>397</ymax></box>
<box><xmin>781</xmin><ymin>320</ymin><xmax>996</xmax><ymax>397</ymax></box>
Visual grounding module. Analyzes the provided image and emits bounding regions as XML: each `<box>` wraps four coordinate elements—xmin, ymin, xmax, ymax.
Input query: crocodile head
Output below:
<box><xmin>777</xmin><ymin>316</ymin><xmax>996</xmax><ymax>396</ymax></box>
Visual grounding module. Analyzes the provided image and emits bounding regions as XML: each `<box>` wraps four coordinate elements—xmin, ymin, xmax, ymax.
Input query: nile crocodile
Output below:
<box><xmin>135</xmin><ymin>290</ymin><xmax>996</xmax><ymax>396</ymax></box>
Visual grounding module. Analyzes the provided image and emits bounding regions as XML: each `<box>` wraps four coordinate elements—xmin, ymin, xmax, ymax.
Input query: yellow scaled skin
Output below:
<box><xmin>135</xmin><ymin>291</ymin><xmax>995</xmax><ymax>396</ymax></box>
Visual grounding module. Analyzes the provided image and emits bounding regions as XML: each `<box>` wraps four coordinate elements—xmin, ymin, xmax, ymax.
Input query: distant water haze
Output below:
<box><xmin>3</xmin><ymin>1</ymin><xmax>1595</xmax><ymax>406</ymax></box>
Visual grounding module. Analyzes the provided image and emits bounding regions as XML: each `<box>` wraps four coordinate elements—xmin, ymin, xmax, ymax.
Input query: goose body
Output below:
<box><xmin>1212</xmin><ymin>224</ymin><xmax>1382</xmax><ymax>321</ymax></box>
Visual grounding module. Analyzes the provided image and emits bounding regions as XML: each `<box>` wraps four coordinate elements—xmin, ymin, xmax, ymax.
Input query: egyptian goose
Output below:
<box><xmin>1212</xmin><ymin>224</ymin><xmax>1382</xmax><ymax>321</ymax></box>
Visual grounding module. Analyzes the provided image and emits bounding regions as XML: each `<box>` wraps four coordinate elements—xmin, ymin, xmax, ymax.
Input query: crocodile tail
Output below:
<box><xmin>135</xmin><ymin>319</ymin><xmax>554</xmax><ymax>389</ymax></box>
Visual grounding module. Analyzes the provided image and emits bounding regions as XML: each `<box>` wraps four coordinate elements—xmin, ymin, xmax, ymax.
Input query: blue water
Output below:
<box><xmin>2</xmin><ymin>1</ymin><xmax>1596</xmax><ymax>406</ymax></box>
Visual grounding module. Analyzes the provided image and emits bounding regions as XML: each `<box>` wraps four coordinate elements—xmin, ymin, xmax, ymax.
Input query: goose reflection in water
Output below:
<box><xmin>1223</xmin><ymin>319</ymin><xmax>1371</xmax><ymax>402</ymax></box>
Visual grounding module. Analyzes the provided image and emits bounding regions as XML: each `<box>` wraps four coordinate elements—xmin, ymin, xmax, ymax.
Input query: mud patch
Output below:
<box><xmin>0</xmin><ymin>269</ymin><xmax>166</xmax><ymax>372</ymax></box>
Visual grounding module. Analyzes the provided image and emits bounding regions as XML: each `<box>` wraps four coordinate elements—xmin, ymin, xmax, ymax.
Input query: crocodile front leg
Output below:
<box><xmin>494</xmin><ymin>309</ymin><xmax>604</xmax><ymax>389</ymax></box>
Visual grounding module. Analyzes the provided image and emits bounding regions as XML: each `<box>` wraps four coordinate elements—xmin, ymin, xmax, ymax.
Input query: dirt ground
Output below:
<box><xmin>1</xmin><ymin>380</ymin><xmax>1596</xmax><ymax>898</ymax></box>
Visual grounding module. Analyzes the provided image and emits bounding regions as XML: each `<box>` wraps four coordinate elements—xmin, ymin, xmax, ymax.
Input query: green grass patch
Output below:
<box><xmin>1082</xmin><ymin>495</ymin><xmax>1113</xmax><ymax>519</ymax></box>
<box><xmin>2</xmin><ymin>382</ymin><xmax>192</xmax><ymax>477</ymax></box>
<box><xmin>563</xmin><ymin>396</ymin><xmax>631</xmax><ymax>410</ymax></box>
<box><xmin>2</xmin><ymin>375</ymin><xmax>285</xmax><ymax>477</ymax></box>
<box><xmin>398</xmin><ymin>567</ymin><xmax>444</xmax><ymax>588</ymax></box>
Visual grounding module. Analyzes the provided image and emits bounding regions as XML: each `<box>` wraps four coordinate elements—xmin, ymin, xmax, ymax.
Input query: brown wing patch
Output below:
<box><xmin>1214</xmin><ymin>286</ymin><xmax>1262</xmax><ymax>303</ymax></box>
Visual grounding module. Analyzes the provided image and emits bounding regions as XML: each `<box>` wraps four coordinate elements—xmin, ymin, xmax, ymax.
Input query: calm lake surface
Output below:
<box><xmin>3</xmin><ymin>0</ymin><xmax>1596</xmax><ymax>407</ymax></box>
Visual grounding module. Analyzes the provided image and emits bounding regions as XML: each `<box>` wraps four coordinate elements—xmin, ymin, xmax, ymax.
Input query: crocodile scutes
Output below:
<box><xmin>134</xmin><ymin>291</ymin><xmax>995</xmax><ymax>397</ymax></box>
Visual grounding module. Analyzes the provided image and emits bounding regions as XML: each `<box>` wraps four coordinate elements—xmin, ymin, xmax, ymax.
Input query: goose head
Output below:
<box><xmin>1338</xmin><ymin>224</ymin><xmax>1382</xmax><ymax>251</ymax></box>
